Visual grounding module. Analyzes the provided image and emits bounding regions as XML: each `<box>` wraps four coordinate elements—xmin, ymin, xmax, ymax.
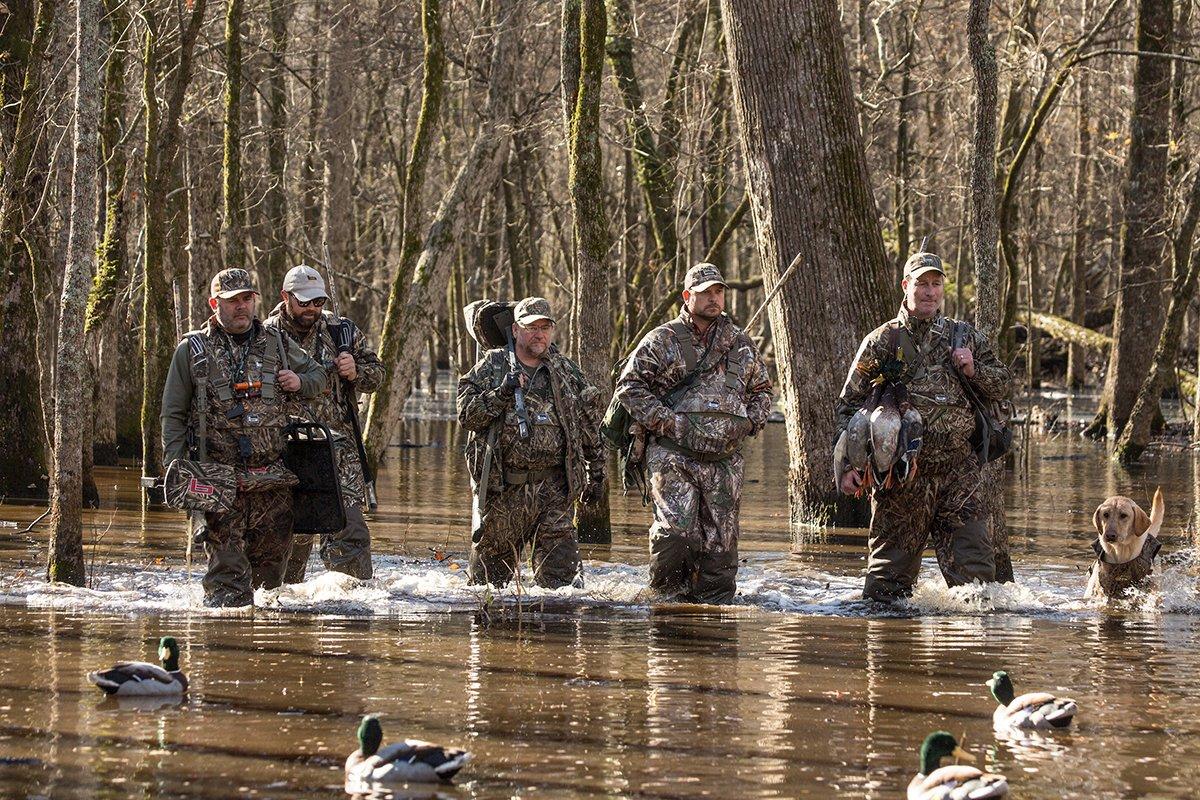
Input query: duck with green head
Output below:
<box><xmin>87</xmin><ymin>636</ymin><xmax>188</xmax><ymax>696</ymax></box>
<box><xmin>908</xmin><ymin>731</ymin><xmax>1008</xmax><ymax>799</ymax></box>
<box><xmin>345</xmin><ymin>715</ymin><xmax>472</xmax><ymax>785</ymax></box>
<box><xmin>986</xmin><ymin>670</ymin><xmax>1076</xmax><ymax>731</ymax></box>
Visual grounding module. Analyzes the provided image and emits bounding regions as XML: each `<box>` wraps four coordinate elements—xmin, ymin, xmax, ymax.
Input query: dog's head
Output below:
<box><xmin>1092</xmin><ymin>488</ymin><xmax>1165</xmax><ymax>561</ymax></box>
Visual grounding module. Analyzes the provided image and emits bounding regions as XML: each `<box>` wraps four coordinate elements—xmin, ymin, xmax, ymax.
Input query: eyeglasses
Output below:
<box><xmin>290</xmin><ymin>293</ymin><xmax>327</xmax><ymax>308</ymax></box>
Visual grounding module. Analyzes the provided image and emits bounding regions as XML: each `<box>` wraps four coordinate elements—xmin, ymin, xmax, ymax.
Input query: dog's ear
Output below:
<box><xmin>1131</xmin><ymin>501</ymin><xmax>1152</xmax><ymax>537</ymax></box>
<box><xmin>1092</xmin><ymin>503</ymin><xmax>1105</xmax><ymax>537</ymax></box>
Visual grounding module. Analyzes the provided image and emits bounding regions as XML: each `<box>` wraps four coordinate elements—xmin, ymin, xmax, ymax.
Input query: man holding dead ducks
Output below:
<box><xmin>835</xmin><ymin>251</ymin><xmax>1011</xmax><ymax>603</ymax></box>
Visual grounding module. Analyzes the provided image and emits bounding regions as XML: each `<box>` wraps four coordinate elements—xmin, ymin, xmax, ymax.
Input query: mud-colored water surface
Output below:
<box><xmin>4</xmin><ymin>395</ymin><xmax>1200</xmax><ymax>798</ymax></box>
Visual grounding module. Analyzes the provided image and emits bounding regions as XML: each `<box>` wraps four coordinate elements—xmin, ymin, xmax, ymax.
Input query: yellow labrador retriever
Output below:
<box><xmin>1086</xmin><ymin>488</ymin><xmax>1165</xmax><ymax>599</ymax></box>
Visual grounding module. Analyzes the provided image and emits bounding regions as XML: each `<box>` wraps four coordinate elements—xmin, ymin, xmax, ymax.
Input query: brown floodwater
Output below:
<box><xmin>3</xmin><ymin>390</ymin><xmax>1200</xmax><ymax>798</ymax></box>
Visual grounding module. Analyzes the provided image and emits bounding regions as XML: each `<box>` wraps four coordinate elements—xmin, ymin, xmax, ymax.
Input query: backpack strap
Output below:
<box><xmin>259</xmin><ymin>327</ymin><xmax>285</xmax><ymax>400</ymax></box>
<box><xmin>666</xmin><ymin>320</ymin><xmax>700</xmax><ymax>373</ymax></box>
<box><xmin>186</xmin><ymin>333</ymin><xmax>210</xmax><ymax>460</ymax></box>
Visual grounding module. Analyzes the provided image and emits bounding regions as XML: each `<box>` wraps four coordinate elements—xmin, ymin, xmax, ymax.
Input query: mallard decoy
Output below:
<box><xmin>892</xmin><ymin>404</ymin><xmax>924</xmax><ymax>486</ymax></box>
<box><xmin>908</xmin><ymin>731</ymin><xmax>1008</xmax><ymax>799</ymax></box>
<box><xmin>869</xmin><ymin>384</ymin><xmax>903</xmax><ymax>488</ymax></box>
<box><xmin>86</xmin><ymin>636</ymin><xmax>188</xmax><ymax>696</ymax></box>
<box><xmin>986</xmin><ymin>671</ymin><xmax>1077</xmax><ymax>731</ymax></box>
<box><xmin>345</xmin><ymin>715</ymin><xmax>472</xmax><ymax>785</ymax></box>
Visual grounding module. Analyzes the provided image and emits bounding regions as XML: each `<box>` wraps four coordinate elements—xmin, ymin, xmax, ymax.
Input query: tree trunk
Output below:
<box><xmin>720</xmin><ymin>0</ymin><xmax>893</xmax><ymax>536</ymax></box>
<box><xmin>0</xmin><ymin>0</ymin><xmax>56</xmax><ymax>500</ymax></box>
<box><xmin>569</xmin><ymin>0</ymin><xmax>612</xmax><ymax>544</ymax></box>
<box><xmin>262</xmin><ymin>0</ymin><xmax>290</xmax><ymax>288</ymax></box>
<box><xmin>363</xmin><ymin>0</ymin><xmax>521</xmax><ymax>468</ymax></box>
<box><xmin>222</xmin><ymin>0</ymin><xmax>244</xmax><ymax>271</ymax></box>
<box><xmin>1093</xmin><ymin>0</ymin><xmax>1174</xmax><ymax>439</ymax></box>
<box><xmin>48</xmin><ymin>0</ymin><xmax>101</xmax><ymax>585</ymax></box>
<box><xmin>967</xmin><ymin>0</ymin><xmax>1013</xmax><ymax>582</ymax></box>
<box><xmin>320</xmin><ymin>2</ymin><xmax>357</xmax><ymax>283</ymax></box>
<box><xmin>1067</xmin><ymin>16</ymin><xmax>1091</xmax><ymax>389</ymax></box>
<box><xmin>1115</xmin><ymin>169</ymin><xmax>1200</xmax><ymax>462</ymax></box>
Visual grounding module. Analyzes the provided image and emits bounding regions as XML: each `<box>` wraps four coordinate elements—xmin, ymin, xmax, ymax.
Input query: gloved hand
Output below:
<box><xmin>498</xmin><ymin>369</ymin><xmax>522</xmax><ymax>397</ymax></box>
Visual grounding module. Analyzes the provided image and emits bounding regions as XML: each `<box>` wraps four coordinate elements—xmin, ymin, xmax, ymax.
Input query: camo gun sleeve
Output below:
<box><xmin>349</xmin><ymin>324</ymin><xmax>385</xmax><ymax>394</ymax></box>
<box><xmin>457</xmin><ymin>350</ymin><xmax>512</xmax><ymax>432</ymax></box>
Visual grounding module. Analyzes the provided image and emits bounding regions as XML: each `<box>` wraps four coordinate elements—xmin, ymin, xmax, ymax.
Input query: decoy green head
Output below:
<box><xmin>919</xmin><ymin>731</ymin><xmax>974</xmax><ymax>775</ymax></box>
<box><xmin>358</xmin><ymin>715</ymin><xmax>383</xmax><ymax>757</ymax></box>
<box><xmin>987</xmin><ymin>670</ymin><xmax>1014</xmax><ymax>705</ymax></box>
<box><xmin>158</xmin><ymin>637</ymin><xmax>180</xmax><ymax>672</ymax></box>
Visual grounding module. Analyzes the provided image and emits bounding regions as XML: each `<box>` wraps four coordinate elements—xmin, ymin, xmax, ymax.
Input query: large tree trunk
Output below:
<box><xmin>363</xmin><ymin>0</ymin><xmax>521</xmax><ymax>468</ymax></box>
<box><xmin>968</xmin><ymin>0</ymin><xmax>1013</xmax><ymax>583</ymax></box>
<box><xmin>1091</xmin><ymin>0</ymin><xmax>1174</xmax><ymax>439</ymax></box>
<box><xmin>719</xmin><ymin>0</ymin><xmax>893</xmax><ymax>536</ymax></box>
<box><xmin>261</xmin><ymin>0</ymin><xmax>290</xmax><ymax>289</ymax></box>
<box><xmin>568</xmin><ymin>0</ymin><xmax>612</xmax><ymax>544</ymax></box>
<box><xmin>0</xmin><ymin>0</ymin><xmax>56</xmax><ymax>500</ymax></box>
<box><xmin>48</xmin><ymin>0</ymin><xmax>101</xmax><ymax>585</ymax></box>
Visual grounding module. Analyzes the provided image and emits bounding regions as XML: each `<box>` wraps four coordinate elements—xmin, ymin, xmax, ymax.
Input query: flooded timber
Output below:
<box><xmin>3</xmin><ymin>390</ymin><xmax>1200</xmax><ymax>798</ymax></box>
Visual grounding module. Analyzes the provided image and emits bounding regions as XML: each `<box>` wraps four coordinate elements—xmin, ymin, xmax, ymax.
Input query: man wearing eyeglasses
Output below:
<box><xmin>458</xmin><ymin>297</ymin><xmax>605</xmax><ymax>589</ymax></box>
<box><xmin>265</xmin><ymin>264</ymin><xmax>385</xmax><ymax>583</ymax></box>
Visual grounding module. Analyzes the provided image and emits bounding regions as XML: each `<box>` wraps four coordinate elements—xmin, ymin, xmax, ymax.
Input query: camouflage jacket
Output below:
<box><xmin>835</xmin><ymin>306</ymin><xmax>1011</xmax><ymax>471</ymax></box>
<box><xmin>263</xmin><ymin>302</ymin><xmax>385</xmax><ymax>439</ymax></box>
<box><xmin>614</xmin><ymin>310</ymin><xmax>773</xmax><ymax>459</ymax></box>
<box><xmin>458</xmin><ymin>347</ymin><xmax>604</xmax><ymax>502</ymax></box>
<box><xmin>161</xmin><ymin>316</ymin><xmax>325</xmax><ymax>467</ymax></box>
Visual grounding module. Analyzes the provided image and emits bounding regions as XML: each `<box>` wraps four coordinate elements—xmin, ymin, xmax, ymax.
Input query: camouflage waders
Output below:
<box><xmin>467</xmin><ymin>472</ymin><xmax>582</xmax><ymax>589</ymax></box>
<box><xmin>863</xmin><ymin>457</ymin><xmax>995</xmax><ymax>602</ymax></box>
<box><xmin>202</xmin><ymin>487</ymin><xmax>294</xmax><ymax>606</ymax></box>
<box><xmin>646</xmin><ymin>443</ymin><xmax>744</xmax><ymax>604</ymax></box>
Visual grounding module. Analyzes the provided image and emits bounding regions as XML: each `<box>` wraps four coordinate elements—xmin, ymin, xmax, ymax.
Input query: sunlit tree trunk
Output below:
<box><xmin>720</xmin><ymin>0</ymin><xmax>893</xmax><ymax>536</ymax></box>
<box><xmin>48</xmin><ymin>0</ymin><xmax>101</xmax><ymax>585</ymax></box>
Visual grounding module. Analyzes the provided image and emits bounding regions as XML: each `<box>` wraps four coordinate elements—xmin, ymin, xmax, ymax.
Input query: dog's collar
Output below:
<box><xmin>1091</xmin><ymin>534</ymin><xmax>1162</xmax><ymax>566</ymax></box>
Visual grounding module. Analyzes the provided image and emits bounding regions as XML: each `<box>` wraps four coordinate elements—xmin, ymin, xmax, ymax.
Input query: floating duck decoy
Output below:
<box><xmin>345</xmin><ymin>715</ymin><xmax>472</xmax><ymax>785</ymax></box>
<box><xmin>86</xmin><ymin>636</ymin><xmax>188</xmax><ymax>696</ymax></box>
<box><xmin>987</xmin><ymin>671</ymin><xmax>1077</xmax><ymax>731</ymax></box>
<box><xmin>908</xmin><ymin>731</ymin><xmax>1008</xmax><ymax>800</ymax></box>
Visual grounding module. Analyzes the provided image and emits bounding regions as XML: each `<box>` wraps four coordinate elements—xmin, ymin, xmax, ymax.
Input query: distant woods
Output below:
<box><xmin>4</xmin><ymin>0</ymin><xmax>1200</xmax><ymax>552</ymax></box>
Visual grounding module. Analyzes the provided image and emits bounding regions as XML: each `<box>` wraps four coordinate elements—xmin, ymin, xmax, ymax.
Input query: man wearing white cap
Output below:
<box><xmin>266</xmin><ymin>264</ymin><xmax>385</xmax><ymax>582</ymax></box>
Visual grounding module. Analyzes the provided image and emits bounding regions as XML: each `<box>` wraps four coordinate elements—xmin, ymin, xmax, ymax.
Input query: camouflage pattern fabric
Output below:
<box><xmin>458</xmin><ymin>348</ymin><xmax>604</xmax><ymax>503</ymax></box>
<box><xmin>265</xmin><ymin>302</ymin><xmax>384</xmax><ymax>507</ymax></box>
<box><xmin>862</xmin><ymin>455</ymin><xmax>996</xmax><ymax>602</ymax></box>
<box><xmin>645</xmin><ymin>443</ymin><xmax>743</xmax><ymax>603</ymax></box>
<box><xmin>467</xmin><ymin>474</ymin><xmax>582</xmax><ymax>589</ymax></box>
<box><xmin>237</xmin><ymin>461</ymin><xmax>299</xmax><ymax>492</ymax></box>
<box><xmin>614</xmin><ymin>310</ymin><xmax>772</xmax><ymax>603</ymax></box>
<box><xmin>1090</xmin><ymin>535</ymin><xmax>1161</xmax><ymax>598</ymax></box>
<box><xmin>164</xmin><ymin>459</ymin><xmax>237</xmax><ymax>513</ymax></box>
<box><xmin>837</xmin><ymin>306</ymin><xmax>1011</xmax><ymax>601</ymax></box>
<box><xmin>835</xmin><ymin>306</ymin><xmax>1010</xmax><ymax>473</ymax></box>
<box><xmin>284</xmin><ymin>505</ymin><xmax>373</xmax><ymax>583</ymax></box>
<box><xmin>200</xmin><ymin>487</ymin><xmax>294</xmax><ymax>607</ymax></box>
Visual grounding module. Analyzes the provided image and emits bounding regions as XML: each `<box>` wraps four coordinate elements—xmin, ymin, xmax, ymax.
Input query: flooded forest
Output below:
<box><xmin>4</xmin><ymin>0</ymin><xmax>1200</xmax><ymax>796</ymax></box>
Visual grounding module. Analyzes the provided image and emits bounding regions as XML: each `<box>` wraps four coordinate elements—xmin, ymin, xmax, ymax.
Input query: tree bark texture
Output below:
<box><xmin>569</xmin><ymin>0</ymin><xmax>612</xmax><ymax>544</ymax></box>
<box><xmin>262</xmin><ymin>0</ymin><xmax>290</xmax><ymax>288</ymax></box>
<box><xmin>720</xmin><ymin>0</ymin><xmax>893</xmax><ymax>535</ymax></box>
<box><xmin>320</xmin><ymin>2</ymin><xmax>358</xmax><ymax>289</ymax></box>
<box><xmin>1067</xmin><ymin>30</ymin><xmax>1091</xmax><ymax>388</ymax></box>
<box><xmin>0</xmin><ymin>0</ymin><xmax>55</xmax><ymax>499</ymax></box>
<box><xmin>48</xmin><ymin>0</ymin><xmax>101</xmax><ymax>586</ymax></box>
<box><xmin>222</xmin><ymin>0</ymin><xmax>244</xmax><ymax>271</ymax></box>
<box><xmin>1096</xmin><ymin>0</ymin><xmax>1174</xmax><ymax>439</ymax></box>
<box><xmin>363</xmin><ymin>0</ymin><xmax>521</xmax><ymax>469</ymax></box>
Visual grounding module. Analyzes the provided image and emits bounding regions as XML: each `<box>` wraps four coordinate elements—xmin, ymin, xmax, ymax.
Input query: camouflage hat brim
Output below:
<box><xmin>516</xmin><ymin>313</ymin><xmax>555</xmax><ymax>325</ymax></box>
<box><xmin>906</xmin><ymin>264</ymin><xmax>945</xmax><ymax>280</ymax></box>
<box><xmin>214</xmin><ymin>288</ymin><xmax>260</xmax><ymax>299</ymax></box>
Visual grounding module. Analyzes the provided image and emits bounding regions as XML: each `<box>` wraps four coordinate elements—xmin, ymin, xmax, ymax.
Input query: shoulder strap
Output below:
<box><xmin>662</xmin><ymin>319</ymin><xmax>739</xmax><ymax>407</ymax></box>
<box><xmin>186</xmin><ymin>334</ymin><xmax>209</xmax><ymax>460</ymax></box>
<box><xmin>260</xmin><ymin>327</ymin><xmax>287</xmax><ymax>400</ymax></box>
<box><xmin>666</xmin><ymin>321</ymin><xmax>699</xmax><ymax>373</ymax></box>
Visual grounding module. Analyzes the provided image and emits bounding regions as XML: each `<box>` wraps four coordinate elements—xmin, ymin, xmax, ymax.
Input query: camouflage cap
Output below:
<box><xmin>514</xmin><ymin>296</ymin><xmax>556</xmax><ymax>326</ymax></box>
<box><xmin>684</xmin><ymin>262</ymin><xmax>727</xmax><ymax>292</ymax></box>
<box><xmin>282</xmin><ymin>264</ymin><xmax>328</xmax><ymax>301</ymax></box>
<box><xmin>903</xmin><ymin>252</ymin><xmax>946</xmax><ymax>281</ymax></box>
<box><xmin>210</xmin><ymin>268</ymin><xmax>258</xmax><ymax>299</ymax></box>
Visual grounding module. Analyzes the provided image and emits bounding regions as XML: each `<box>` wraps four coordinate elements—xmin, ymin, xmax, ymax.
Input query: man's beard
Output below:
<box><xmin>289</xmin><ymin>306</ymin><xmax>320</xmax><ymax>330</ymax></box>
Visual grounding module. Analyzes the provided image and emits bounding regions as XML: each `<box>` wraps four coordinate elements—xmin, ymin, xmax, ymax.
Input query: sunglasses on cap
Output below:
<box><xmin>289</xmin><ymin>293</ymin><xmax>327</xmax><ymax>308</ymax></box>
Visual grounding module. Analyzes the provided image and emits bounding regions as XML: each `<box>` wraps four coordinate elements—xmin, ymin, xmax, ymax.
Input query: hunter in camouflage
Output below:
<box><xmin>615</xmin><ymin>263</ymin><xmax>773</xmax><ymax>604</ymax></box>
<box><xmin>458</xmin><ymin>297</ymin><xmax>605</xmax><ymax>589</ymax></box>
<box><xmin>161</xmin><ymin>268</ymin><xmax>325</xmax><ymax>607</ymax></box>
<box><xmin>835</xmin><ymin>251</ymin><xmax>1011</xmax><ymax>602</ymax></box>
<box><xmin>265</xmin><ymin>264</ymin><xmax>385</xmax><ymax>583</ymax></box>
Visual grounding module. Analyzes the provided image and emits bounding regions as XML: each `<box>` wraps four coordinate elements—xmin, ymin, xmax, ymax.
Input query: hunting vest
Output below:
<box><xmin>1091</xmin><ymin>535</ymin><xmax>1161</xmax><ymax>597</ymax></box>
